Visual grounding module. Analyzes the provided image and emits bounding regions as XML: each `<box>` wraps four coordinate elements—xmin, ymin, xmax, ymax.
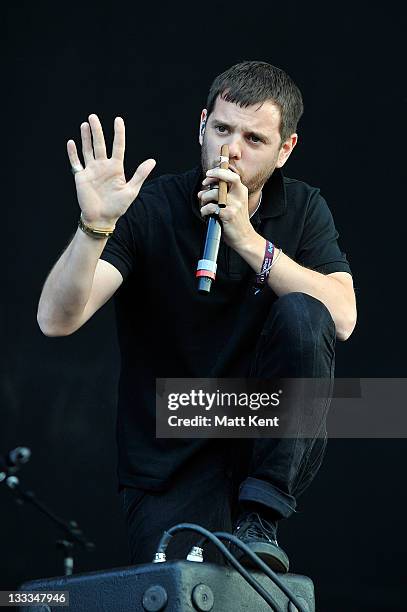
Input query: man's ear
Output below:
<box><xmin>276</xmin><ymin>134</ymin><xmax>298</xmax><ymax>168</ymax></box>
<box><xmin>198</xmin><ymin>109</ymin><xmax>207</xmax><ymax>145</ymax></box>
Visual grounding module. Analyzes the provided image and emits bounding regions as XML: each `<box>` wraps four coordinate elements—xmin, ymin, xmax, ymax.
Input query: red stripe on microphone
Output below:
<box><xmin>196</xmin><ymin>270</ymin><xmax>216</xmax><ymax>280</ymax></box>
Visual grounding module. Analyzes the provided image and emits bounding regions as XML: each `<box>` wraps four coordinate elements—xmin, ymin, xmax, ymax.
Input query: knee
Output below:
<box><xmin>267</xmin><ymin>292</ymin><xmax>336</xmax><ymax>349</ymax></box>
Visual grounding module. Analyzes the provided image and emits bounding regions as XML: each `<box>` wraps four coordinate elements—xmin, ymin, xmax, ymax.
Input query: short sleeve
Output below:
<box><xmin>99</xmin><ymin>195</ymin><xmax>149</xmax><ymax>281</ymax></box>
<box><xmin>296</xmin><ymin>190</ymin><xmax>352</xmax><ymax>276</ymax></box>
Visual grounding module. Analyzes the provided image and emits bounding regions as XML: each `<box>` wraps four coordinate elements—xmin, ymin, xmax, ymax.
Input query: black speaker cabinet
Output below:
<box><xmin>19</xmin><ymin>560</ymin><xmax>315</xmax><ymax>611</ymax></box>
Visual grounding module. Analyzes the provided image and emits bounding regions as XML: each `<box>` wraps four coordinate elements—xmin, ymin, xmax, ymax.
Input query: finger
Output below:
<box><xmin>127</xmin><ymin>158</ymin><xmax>156</xmax><ymax>193</ymax></box>
<box><xmin>206</xmin><ymin>168</ymin><xmax>240</xmax><ymax>184</ymax></box>
<box><xmin>201</xmin><ymin>203</ymin><xmax>233</xmax><ymax>222</ymax></box>
<box><xmin>200</xmin><ymin>202</ymin><xmax>222</xmax><ymax>218</ymax></box>
<box><xmin>67</xmin><ymin>139</ymin><xmax>84</xmax><ymax>172</ymax></box>
<box><xmin>201</xmin><ymin>178</ymin><xmax>219</xmax><ymax>188</ymax></box>
<box><xmin>197</xmin><ymin>188</ymin><xmax>219</xmax><ymax>206</ymax></box>
<box><xmin>197</xmin><ymin>186</ymin><xmax>219</xmax><ymax>196</ymax></box>
<box><xmin>111</xmin><ymin>116</ymin><xmax>125</xmax><ymax>161</ymax></box>
<box><xmin>88</xmin><ymin>113</ymin><xmax>107</xmax><ymax>159</ymax></box>
<box><xmin>81</xmin><ymin>122</ymin><xmax>94</xmax><ymax>165</ymax></box>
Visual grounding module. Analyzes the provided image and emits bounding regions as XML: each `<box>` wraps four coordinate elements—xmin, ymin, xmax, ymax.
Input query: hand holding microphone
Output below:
<box><xmin>197</xmin><ymin>146</ymin><xmax>256</xmax><ymax>292</ymax></box>
<box><xmin>196</xmin><ymin>145</ymin><xmax>229</xmax><ymax>293</ymax></box>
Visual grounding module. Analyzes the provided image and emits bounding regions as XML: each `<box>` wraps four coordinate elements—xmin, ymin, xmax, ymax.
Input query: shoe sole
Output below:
<box><xmin>235</xmin><ymin>542</ymin><xmax>290</xmax><ymax>574</ymax></box>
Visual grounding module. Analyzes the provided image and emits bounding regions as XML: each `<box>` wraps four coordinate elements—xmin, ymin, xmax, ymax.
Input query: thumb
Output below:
<box><xmin>128</xmin><ymin>158</ymin><xmax>156</xmax><ymax>194</ymax></box>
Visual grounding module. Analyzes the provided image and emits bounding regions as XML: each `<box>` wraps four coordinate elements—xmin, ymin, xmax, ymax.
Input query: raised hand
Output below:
<box><xmin>67</xmin><ymin>114</ymin><xmax>156</xmax><ymax>226</ymax></box>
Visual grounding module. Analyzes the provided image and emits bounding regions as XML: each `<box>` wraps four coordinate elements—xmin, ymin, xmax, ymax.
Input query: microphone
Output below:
<box><xmin>196</xmin><ymin>145</ymin><xmax>229</xmax><ymax>293</ymax></box>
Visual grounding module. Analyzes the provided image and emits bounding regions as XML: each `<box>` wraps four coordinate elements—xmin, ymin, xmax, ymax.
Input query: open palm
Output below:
<box><xmin>67</xmin><ymin>114</ymin><xmax>156</xmax><ymax>226</ymax></box>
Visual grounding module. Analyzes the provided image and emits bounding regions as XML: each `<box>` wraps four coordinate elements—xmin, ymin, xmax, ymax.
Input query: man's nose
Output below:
<box><xmin>226</xmin><ymin>136</ymin><xmax>243</xmax><ymax>160</ymax></box>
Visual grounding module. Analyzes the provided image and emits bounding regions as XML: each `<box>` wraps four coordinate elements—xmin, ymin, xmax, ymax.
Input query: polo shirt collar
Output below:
<box><xmin>190</xmin><ymin>165</ymin><xmax>287</xmax><ymax>221</ymax></box>
<box><xmin>258</xmin><ymin>166</ymin><xmax>287</xmax><ymax>219</ymax></box>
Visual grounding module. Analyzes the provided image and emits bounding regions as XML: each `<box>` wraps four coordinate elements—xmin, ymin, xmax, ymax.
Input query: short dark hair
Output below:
<box><xmin>206</xmin><ymin>61</ymin><xmax>304</xmax><ymax>145</ymax></box>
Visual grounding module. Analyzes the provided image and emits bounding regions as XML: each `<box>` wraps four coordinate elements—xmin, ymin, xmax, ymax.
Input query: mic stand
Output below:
<box><xmin>2</xmin><ymin>474</ymin><xmax>95</xmax><ymax>575</ymax></box>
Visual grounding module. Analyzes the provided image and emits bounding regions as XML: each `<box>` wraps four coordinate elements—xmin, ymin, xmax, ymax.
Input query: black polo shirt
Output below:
<box><xmin>100</xmin><ymin>165</ymin><xmax>352</xmax><ymax>491</ymax></box>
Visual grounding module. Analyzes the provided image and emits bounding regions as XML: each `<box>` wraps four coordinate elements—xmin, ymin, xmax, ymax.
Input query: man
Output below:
<box><xmin>37</xmin><ymin>61</ymin><xmax>357</xmax><ymax>573</ymax></box>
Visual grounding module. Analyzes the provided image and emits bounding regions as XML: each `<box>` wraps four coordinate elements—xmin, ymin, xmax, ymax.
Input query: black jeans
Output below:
<box><xmin>120</xmin><ymin>292</ymin><xmax>336</xmax><ymax>565</ymax></box>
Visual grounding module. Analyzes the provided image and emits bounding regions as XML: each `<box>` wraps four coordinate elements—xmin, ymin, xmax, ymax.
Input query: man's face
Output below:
<box><xmin>200</xmin><ymin>96</ymin><xmax>293</xmax><ymax>196</ymax></box>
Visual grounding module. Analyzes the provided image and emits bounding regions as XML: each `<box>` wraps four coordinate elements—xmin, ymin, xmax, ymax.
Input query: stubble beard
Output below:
<box><xmin>200</xmin><ymin>137</ymin><xmax>279</xmax><ymax>196</ymax></box>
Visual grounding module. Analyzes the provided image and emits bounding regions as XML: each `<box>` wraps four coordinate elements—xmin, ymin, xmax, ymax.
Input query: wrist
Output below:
<box><xmin>234</xmin><ymin>231</ymin><xmax>266</xmax><ymax>269</ymax></box>
<box><xmin>78</xmin><ymin>213</ymin><xmax>116</xmax><ymax>239</ymax></box>
<box><xmin>254</xmin><ymin>240</ymin><xmax>282</xmax><ymax>287</ymax></box>
<box><xmin>80</xmin><ymin>212</ymin><xmax>120</xmax><ymax>227</ymax></box>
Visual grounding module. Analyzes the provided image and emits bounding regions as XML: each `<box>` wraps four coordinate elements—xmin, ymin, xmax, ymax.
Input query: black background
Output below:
<box><xmin>2</xmin><ymin>1</ymin><xmax>406</xmax><ymax>610</ymax></box>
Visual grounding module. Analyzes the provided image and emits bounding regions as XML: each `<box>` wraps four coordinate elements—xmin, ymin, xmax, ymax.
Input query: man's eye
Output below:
<box><xmin>215</xmin><ymin>125</ymin><xmax>227</xmax><ymax>133</ymax></box>
<box><xmin>249</xmin><ymin>135</ymin><xmax>261</xmax><ymax>143</ymax></box>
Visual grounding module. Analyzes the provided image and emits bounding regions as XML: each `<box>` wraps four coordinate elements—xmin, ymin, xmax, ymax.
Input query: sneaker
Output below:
<box><xmin>232</xmin><ymin>511</ymin><xmax>290</xmax><ymax>573</ymax></box>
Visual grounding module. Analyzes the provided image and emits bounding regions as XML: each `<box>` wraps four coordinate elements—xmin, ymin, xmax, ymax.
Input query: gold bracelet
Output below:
<box><xmin>78</xmin><ymin>214</ymin><xmax>116</xmax><ymax>239</ymax></box>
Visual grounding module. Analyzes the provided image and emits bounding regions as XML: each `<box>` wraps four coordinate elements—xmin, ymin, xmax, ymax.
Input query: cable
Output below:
<box><xmin>187</xmin><ymin>528</ymin><xmax>308</xmax><ymax>612</ymax></box>
<box><xmin>154</xmin><ymin>522</ymin><xmax>283</xmax><ymax>611</ymax></box>
<box><xmin>212</xmin><ymin>531</ymin><xmax>308</xmax><ymax>612</ymax></box>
